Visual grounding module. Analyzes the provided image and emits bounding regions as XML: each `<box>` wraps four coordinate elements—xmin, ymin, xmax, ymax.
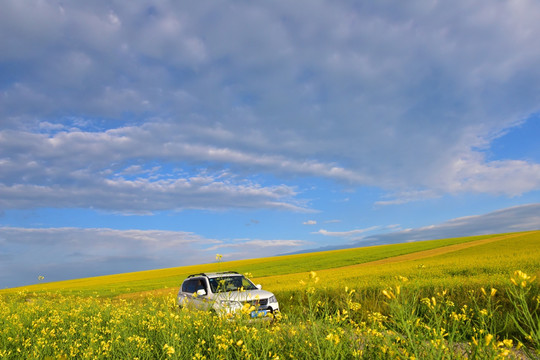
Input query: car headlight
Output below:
<box><xmin>268</xmin><ymin>295</ymin><xmax>277</xmax><ymax>304</ymax></box>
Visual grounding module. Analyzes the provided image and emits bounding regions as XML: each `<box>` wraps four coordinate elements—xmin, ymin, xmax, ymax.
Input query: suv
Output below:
<box><xmin>177</xmin><ymin>271</ymin><xmax>279</xmax><ymax>318</ymax></box>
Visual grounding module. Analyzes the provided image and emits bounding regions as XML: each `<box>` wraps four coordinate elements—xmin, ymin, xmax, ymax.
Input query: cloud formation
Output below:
<box><xmin>1</xmin><ymin>0</ymin><xmax>540</xmax><ymax>214</ymax></box>
<box><xmin>314</xmin><ymin>226</ymin><xmax>380</xmax><ymax>239</ymax></box>
<box><xmin>2</xmin><ymin>1</ymin><xmax>540</xmax><ymax>288</ymax></box>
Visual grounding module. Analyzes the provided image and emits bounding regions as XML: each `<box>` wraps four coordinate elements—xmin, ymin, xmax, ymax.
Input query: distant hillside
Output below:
<box><xmin>2</xmin><ymin>231</ymin><xmax>538</xmax><ymax>297</ymax></box>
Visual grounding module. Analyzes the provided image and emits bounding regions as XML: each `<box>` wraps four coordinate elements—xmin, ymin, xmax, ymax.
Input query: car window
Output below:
<box><xmin>209</xmin><ymin>275</ymin><xmax>257</xmax><ymax>293</ymax></box>
<box><xmin>182</xmin><ymin>278</ymin><xmax>207</xmax><ymax>294</ymax></box>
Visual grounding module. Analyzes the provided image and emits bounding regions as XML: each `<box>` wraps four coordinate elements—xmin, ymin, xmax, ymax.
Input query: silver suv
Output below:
<box><xmin>177</xmin><ymin>271</ymin><xmax>279</xmax><ymax>318</ymax></box>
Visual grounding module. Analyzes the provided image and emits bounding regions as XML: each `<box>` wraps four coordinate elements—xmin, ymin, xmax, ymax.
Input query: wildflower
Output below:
<box><xmin>325</xmin><ymin>332</ymin><xmax>341</xmax><ymax>345</ymax></box>
<box><xmin>352</xmin><ymin>349</ymin><xmax>363</xmax><ymax>358</ymax></box>
<box><xmin>481</xmin><ymin>288</ymin><xmax>487</xmax><ymax>296</ymax></box>
<box><xmin>382</xmin><ymin>289</ymin><xmax>395</xmax><ymax>299</ymax></box>
<box><xmin>511</xmin><ymin>270</ymin><xmax>536</xmax><ymax>288</ymax></box>
<box><xmin>485</xmin><ymin>334</ymin><xmax>493</xmax><ymax>346</ymax></box>
<box><xmin>236</xmin><ymin>340</ymin><xmax>243</xmax><ymax>346</ymax></box>
<box><xmin>163</xmin><ymin>344</ymin><xmax>175</xmax><ymax>356</ymax></box>
<box><xmin>38</xmin><ymin>275</ymin><xmax>45</xmax><ymax>281</ymax></box>
<box><xmin>215</xmin><ymin>254</ymin><xmax>223</xmax><ymax>261</ymax></box>
<box><xmin>396</xmin><ymin>275</ymin><xmax>409</xmax><ymax>282</ymax></box>
<box><xmin>348</xmin><ymin>301</ymin><xmax>362</xmax><ymax>311</ymax></box>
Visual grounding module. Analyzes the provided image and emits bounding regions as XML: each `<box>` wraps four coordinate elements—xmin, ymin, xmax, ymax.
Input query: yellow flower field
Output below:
<box><xmin>1</xmin><ymin>231</ymin><xmax>539</xmax><ymax>359</ymax></box>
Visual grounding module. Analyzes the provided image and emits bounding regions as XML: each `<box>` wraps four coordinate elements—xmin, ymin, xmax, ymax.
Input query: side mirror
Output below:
<box><xmin>256</xmin><ymin>284</ymin><xmax>262</xmax><ymax>290</ymax></box>
<box><xmin>196</xmin><ymin>289</ymin><xmax>207</xmax><ymax>296</ymax></box>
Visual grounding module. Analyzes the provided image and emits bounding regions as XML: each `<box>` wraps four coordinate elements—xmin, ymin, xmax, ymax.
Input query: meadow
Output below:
<box><xmin>1</xmin><ymin>231</ymin><xmax>539</xmax><ymax>359</ymax></box>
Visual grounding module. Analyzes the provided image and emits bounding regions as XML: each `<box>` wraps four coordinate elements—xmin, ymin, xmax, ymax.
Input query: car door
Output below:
<box><xmin>181</xmin><ymin>278</ymin><xmax>211</xmax><ymax>310</ymax></box>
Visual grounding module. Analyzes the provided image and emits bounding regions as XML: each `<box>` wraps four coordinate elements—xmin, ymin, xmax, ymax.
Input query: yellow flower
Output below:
<box><xmin>163</xmin><ymin>344</ymin><xmax>175</xmax><ymax>356</ymax></box>
<box><xmin>325</xmin><ymin>332</ymin><xmax>341</xmax><ymax>345</ymax></box>
<box><xmin>511</xmin><ymin>270</ymin><xmax>536</xmax><ymax>288</ymax></box>
<box><xmin>236</xmin><ymin>340</ymin><xmax>243</xmax><ymax>346</ymax></box>
<box><xmin>215</xmin><ymin>254</ymin><xmax>223</xmax><ymax>261</ymax></box>
<box><xmin>485</xmin><ymin>334</ymin><xmax>493</xmax><ymax>346</ymax></box>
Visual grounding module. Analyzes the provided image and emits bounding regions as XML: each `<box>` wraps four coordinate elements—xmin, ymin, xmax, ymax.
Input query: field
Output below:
<box><xmin>1</xmin><ymin>231</ymin><xmax>539</xmax><ymax>359</ymax></box>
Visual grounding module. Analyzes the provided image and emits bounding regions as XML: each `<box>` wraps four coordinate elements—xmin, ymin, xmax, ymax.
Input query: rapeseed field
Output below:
<box><xmin>1</xmin><ymin>233</ymin><xmax>497</xmax><ymax>296</ymax></box>
<box><xmin>1</xmin><ymin>231</ymin><xmax>539</xmax><ymax>359</ymax></box>
<box><xmin>1</xmin><ymin>270</ymin><xmax>538</xmax><ymax>359</ymax></box>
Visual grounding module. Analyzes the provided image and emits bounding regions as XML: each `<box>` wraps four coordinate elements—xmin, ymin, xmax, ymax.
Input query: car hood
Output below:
<box><xmin>213</xmin><ymin>289</ymin><xmax>275</xmax><ymax>302</ymax></box>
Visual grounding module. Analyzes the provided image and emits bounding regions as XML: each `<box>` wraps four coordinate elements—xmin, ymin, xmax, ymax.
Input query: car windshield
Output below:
<box><xmin>208</xmin><ymin>275</ymin><xmax>258</xmax><ymax>293</ymax></box>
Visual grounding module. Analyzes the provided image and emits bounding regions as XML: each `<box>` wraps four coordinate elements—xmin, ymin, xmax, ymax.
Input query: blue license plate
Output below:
<box><xmin>250</xmin><ymin>310</ymin><xmax>268</xmax><ymax>318</ymax></box>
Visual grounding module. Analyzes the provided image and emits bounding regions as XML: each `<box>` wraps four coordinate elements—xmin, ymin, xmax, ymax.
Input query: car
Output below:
<box><xmin>177</xmin><ymin>271</ymin><xmax>279</xmax><ymax>318</ymax></box>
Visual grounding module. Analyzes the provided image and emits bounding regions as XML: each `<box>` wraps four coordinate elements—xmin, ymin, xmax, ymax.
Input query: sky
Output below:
<box><xmin>1</xmin><ymin>0</ymin><xmax>540</xmax><ymax>289</ymax></box>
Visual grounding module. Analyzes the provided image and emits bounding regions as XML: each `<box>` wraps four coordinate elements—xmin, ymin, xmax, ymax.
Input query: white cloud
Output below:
<box><xmin>0</xmin><ymin>174</ymin><xmax>305</xmax><ymax>213</ymax></box>
<box><xmin>1</xmin><ymin>0</ymin><xmax>540</xmax><ymax>210</ymax></box>
<box><xmin>0</xmin><ymin>126</ymin><xmax>311</xmax><ymax>213</ymax></box>
<box><xmin>375</xmin><ymin>190</ymin><xmax>439</xmax><ymax>206</ymax></box>
<box><xmin>303</xmin><ymin>220</ymin><xmax>317</xmax><ymax>225</ymax></box>
<box><xmin>314</xmin><ymin>226</ymin><xmax>380</xmax><ymax>238</ymax></box>
<box><xmin>208</xmin><ymin>239</ymin><xmax>307</xmax><ymax>251</ymax></box>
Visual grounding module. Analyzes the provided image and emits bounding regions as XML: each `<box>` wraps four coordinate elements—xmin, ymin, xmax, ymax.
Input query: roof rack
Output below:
<box><xmin>187</xmin><ymin>273</ymin><xmax>207</xmax><ymax>278</ymax></box>
<box><xmin>187</xmin><ymin>271</ymin><xmax>239</xmax><ymax>278</ymax></box>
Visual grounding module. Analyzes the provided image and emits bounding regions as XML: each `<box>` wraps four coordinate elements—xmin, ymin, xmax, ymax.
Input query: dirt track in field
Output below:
<box><xmin>251</xmin><ymin>231</ymin><xmax>537</xmax><ymax>285</ymax></box>
<box><xmin>332</xmin><ymin>232</ymin><xmax>530</xmax><ymax>270</ymax></box>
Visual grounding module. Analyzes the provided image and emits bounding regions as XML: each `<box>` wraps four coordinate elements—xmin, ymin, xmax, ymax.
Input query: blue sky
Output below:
<box><xmin>1</xmin><ymin>0</ymin><xmax>540</xmax><ymax>289</ymax></box>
